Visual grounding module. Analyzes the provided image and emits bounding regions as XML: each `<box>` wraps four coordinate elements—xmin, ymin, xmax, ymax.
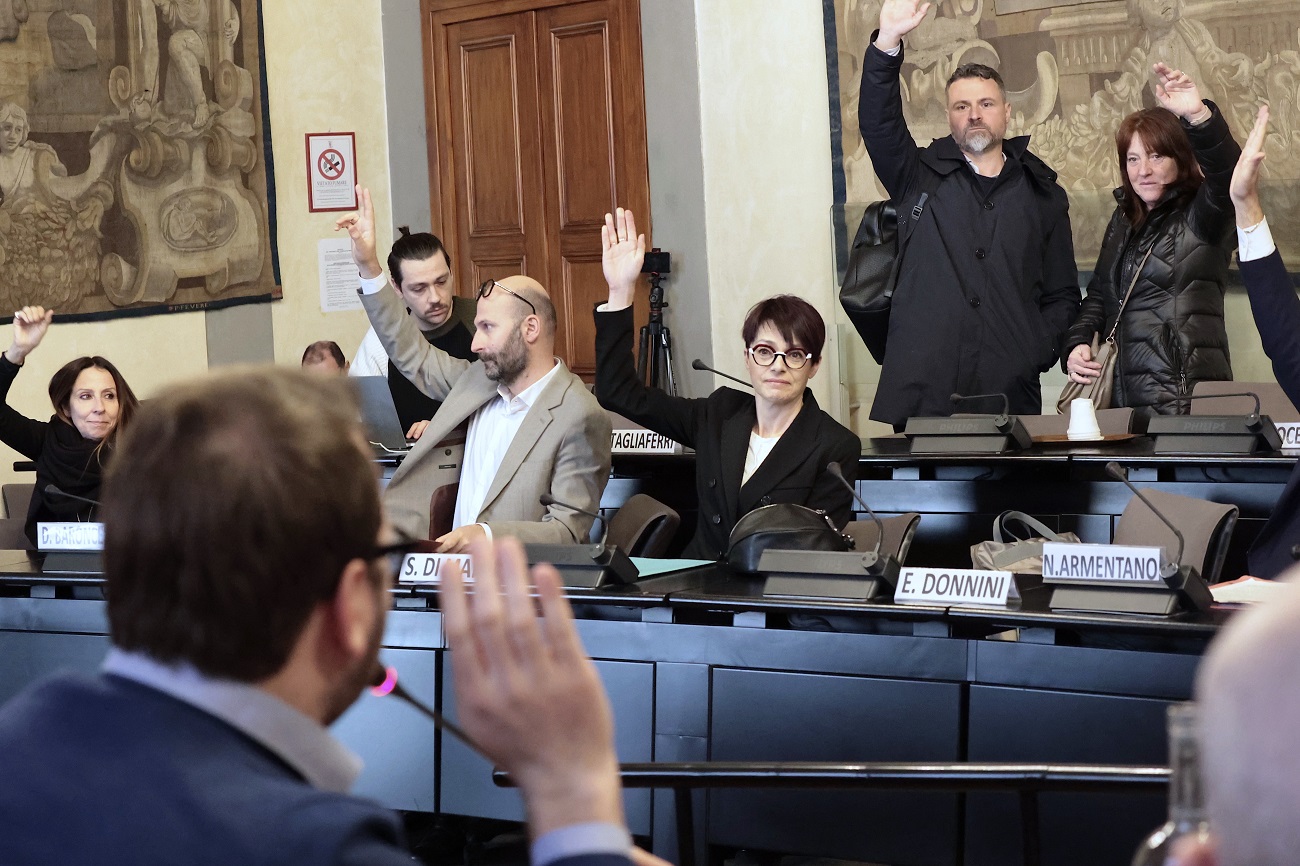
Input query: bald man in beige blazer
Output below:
<box><xmin>338</xmin><ymin>188</ymin><xmax>611</xmax><ymax>550</ymax></box>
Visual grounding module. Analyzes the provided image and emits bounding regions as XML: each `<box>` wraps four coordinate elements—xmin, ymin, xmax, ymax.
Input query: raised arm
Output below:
<box><xmin>0</xmin><ymin>307</ymin><xmax>55</xmax><ymax>460</ymax></box>
<box><xmin>857</xmin><ymin>0</ymin><xmax>932</xmax><ymax>200</ymax></box>
<box><xmin>594</xmin><ymin>208</ymin><xmax>705</xmax><ymax>446</ymax></box>
<box><xmin>338</xmin><ymin>187</ymin><xmax>470</xmax><ymax>398</ymax></box>
<box><xmin>1230</xmin><ymin>105</ymin><xmax>1300</xmax><ymax>408</ymax></box>
<box><xmin>1154</xmin><ymin>64</ymin><xmax>1241</xmax><ymax>242</ymax></box>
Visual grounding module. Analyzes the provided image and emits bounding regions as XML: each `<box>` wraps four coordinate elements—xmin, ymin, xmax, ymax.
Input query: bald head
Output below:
<box><xmin>496</xmin><ymin>275</ymin><xmax>557</xmax><ymax>337</ymax></box>
<box><xmin>1196</xmin><ymin>570</ymin><xmax>1300</xmax><ymax>865</ymax></box>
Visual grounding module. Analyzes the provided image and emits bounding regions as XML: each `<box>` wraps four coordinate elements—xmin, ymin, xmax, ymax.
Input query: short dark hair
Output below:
<box><xmin>387</xmin><ymin>226</ymin><xmax>452</xmax><ymax>287</ymax></box>
<box><xmin>741</xmin><ymin>295</ymin><xmax>826</xmax><ymax>361</ymax></box>
<box><xmin>1115</xmin><ymin>107</ymin><xmax>1203</xmax><ymax>227</ymax></box>
<box><xmin>104</xmin><ymin>369</ymin><xmax>383</xmax><ymax>682</ymax></box>
<box><xmin>946</xmin><ymin>63</ymin><xmax>1006</xmax><ymax>99</ymax></box>
<box><xmin>301</xmin><ymin>340</ymin><xmax>346</xmax><ymax>368</ymax></box>
<box><xmin>48</xmin><ymin>356</ymin><xmax>138</xmax><ymax>451</ymax></box>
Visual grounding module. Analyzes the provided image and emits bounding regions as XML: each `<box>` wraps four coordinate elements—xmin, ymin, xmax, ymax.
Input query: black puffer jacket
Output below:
<box><xmin>1062</xmin><ymin>102</ymin><xmax>1239</xmax><ymax>414</ymax></box>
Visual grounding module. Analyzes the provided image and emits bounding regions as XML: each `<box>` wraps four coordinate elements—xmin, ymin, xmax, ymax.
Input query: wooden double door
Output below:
<box><xmin>422</xmin><ymin>0</ymin><xmax>651</xmax><ymax>376</ymax></box>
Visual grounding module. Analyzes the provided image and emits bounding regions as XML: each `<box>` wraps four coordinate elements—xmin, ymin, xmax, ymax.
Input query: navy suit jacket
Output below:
<box><xmin>1241</xmin><ymin>250</ymin><xmax>1300</xmax><ymax>578</ymax></box>
<box><xmin>0</xmin><ymin>673</ymin><xmax>631</xmax><ymax>866</ymax></box>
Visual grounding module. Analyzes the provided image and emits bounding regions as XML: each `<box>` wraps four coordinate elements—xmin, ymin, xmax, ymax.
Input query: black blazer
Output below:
<box><xmin>1241</xmin><ymin>250</ymin><xmax>1300</xmax><ymax>578</ymax></box>
<box><xmin>595</xmin><ymin>306</ymin><xmax>862</xmax><ymax>559</ymax></box>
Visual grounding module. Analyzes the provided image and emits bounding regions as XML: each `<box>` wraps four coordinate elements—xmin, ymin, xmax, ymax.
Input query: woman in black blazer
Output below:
<box><xmin>594</xmin><ymin>208</ymin><xmax>862</xmax><ymax>560</ymax></box>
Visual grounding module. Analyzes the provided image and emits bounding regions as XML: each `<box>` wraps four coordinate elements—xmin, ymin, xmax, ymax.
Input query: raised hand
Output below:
<box><xmin>6</xmin><ymin>306</ymin><xmax>53</xmax><ymax>365</ymax></box>
<box><xmin>1230</xmin><ymin>104</ymin><xmax>1269</xmax><ymax>227</ymax></box>
<box><xmin>601</xmin><ymin>207</ymin><xmax>645</xmax><ymax>309</ymax></box>
<box><xmin>333</xmin><ymin>185</ymin><xmax>383</xmax><ymax>280</ymax></box>
<box><xmin>876</xmin><ymin>0</ymin><xmax>931</xmax><ymax>51</ymax></box>
<box><xmin>1152</xmin><ymin>63</ymin><xmax>1208</xmax><ymax>122</ymax></box>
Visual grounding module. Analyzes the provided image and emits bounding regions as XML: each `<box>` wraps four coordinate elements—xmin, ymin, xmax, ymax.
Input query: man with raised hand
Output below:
<box><xmin>337</xmin><ymin>186</ymin><xmax>611</xmax><ymax>552</ymax></box>
<box><xmin>858</xmin><ymin>0</ymin><xmax>1080</xmax><ymax>429</ymax></box>
<box><xmin>0</xmin><ymin>367</ymin><xmax>640</xmax><ymax>866</ymax></box>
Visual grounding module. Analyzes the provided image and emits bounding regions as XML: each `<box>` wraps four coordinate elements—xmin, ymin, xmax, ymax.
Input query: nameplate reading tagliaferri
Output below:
<box><xmin>397</xmin><ymin>553</ymin><xmax>473</xmax><ymax>585</ymax></box>
<box><xmin>610</xmin><ymin>429</ymin><xmax>681</xmax><ymax>454</ymax></box>
<box><xmin>894</xmin><ymin>567</ymin><xmax>1018</xmax><ymax>607</ymax></box>
<box><xmin>36</xmin><ymin>522</ymin><xmax>104</xmax><ymax>551</ymax></box>
<box><xmin>1040</xmin><ymin>542</ymin><xmax>1165</xmax><ymax>586</ymax></box>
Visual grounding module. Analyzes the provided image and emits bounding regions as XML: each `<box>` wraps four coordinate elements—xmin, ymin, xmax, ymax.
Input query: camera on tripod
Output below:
<box><xmin>637</xmin><ymin>248</ymin><xmax>675</xmax><ymax>393</ymax></box>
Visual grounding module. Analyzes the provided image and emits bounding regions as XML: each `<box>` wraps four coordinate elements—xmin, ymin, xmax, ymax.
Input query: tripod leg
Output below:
<box><xmin>659</xmin><ymin>328</ymin><xmax>677</xmax><ymax>396</ymax></box>
<box><xmin>637</xmin><ymin>324</ymin><xmax>651</xmax><ymax>386</ymax></box>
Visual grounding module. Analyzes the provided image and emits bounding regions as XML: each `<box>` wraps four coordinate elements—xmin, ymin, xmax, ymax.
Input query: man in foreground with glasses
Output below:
<box><xmin>593</xmin><ymin>208</ymin><xmax>861</xmax><ymax>560</ymax></box>
<box><xmin>337</xmin><ymin>186</ymin><xmax>611</xmax><ymax>552</ymax></box>
<box><xmin>0</xmin><ymin>368</ymin><xmax>640</xmax><ymax>866</ymax></box>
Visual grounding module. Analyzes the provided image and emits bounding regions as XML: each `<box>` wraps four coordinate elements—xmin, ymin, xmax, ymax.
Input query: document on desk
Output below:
<box><xmin>1210</xmin><ymin>576</ymin><xmax>1290</xmax><ymax>605</ymax></box>
<box><xmin>631</xmin><ymin>558</ymin><xmax>713</xmax><ymax>577</ymax></box>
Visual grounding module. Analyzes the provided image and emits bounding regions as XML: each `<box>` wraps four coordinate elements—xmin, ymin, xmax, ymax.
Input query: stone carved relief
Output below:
<box><xmin>832</xmin><ymin>0</ymin><xmax>1300</xmax><ymax>264</ymax></box>
<box><xmin>0</xmin><ymin>0</ymin><xmax>274</xmax><ymax>320</ymax></box>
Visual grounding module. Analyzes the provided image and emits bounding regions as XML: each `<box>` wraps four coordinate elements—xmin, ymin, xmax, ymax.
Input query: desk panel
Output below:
<box><xmin>708</xmin><ymin>667</ymin><xmax>964</xmax><ymax>866</ymax></box>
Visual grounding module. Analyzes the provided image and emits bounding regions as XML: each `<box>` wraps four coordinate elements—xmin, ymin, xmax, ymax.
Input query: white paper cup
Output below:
<box><xmin>1067</xmin><ymin>397</ymin><xmax>1102</xmax><ymax>441</ymax></box>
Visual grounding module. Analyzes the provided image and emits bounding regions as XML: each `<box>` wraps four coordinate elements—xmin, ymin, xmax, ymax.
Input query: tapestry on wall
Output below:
<box><xmin>824</xmin><ymin>0</ymin><xmax>1300</xmax><ymax>271</ymax></box>
<box><xmin>0</xmin><ymin>0</ymin><xmax>278</xmax><ymax>322</ymax></box>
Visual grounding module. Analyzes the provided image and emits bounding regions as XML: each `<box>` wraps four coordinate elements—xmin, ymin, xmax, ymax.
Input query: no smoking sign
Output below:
<box><xmin>306</xmin><ymin>133</ymin><xmax>357</xmax><ymax>212</ymax></box>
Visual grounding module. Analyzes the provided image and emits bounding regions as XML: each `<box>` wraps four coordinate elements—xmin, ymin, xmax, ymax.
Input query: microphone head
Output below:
<box><xmin>825</xmin><ymin>461</ymin><xmax>843</xmax><ymax>480</ymax></box>
<box><xmin>44</xmin><ymin>483</ymin><xmax>59</xmax><ymax>495</ymax></box>
<box><xmin>692</xmin><ymin>359</ymin><xmax>708</xmax><ymax>371</ymax></box>
<box><xmin>369</xmin><ymin>664</ymin><xmax>397</xmax><ymax>697</ymax></box>
<box><xmin>950</xmin><ymin>393</ymin><xmax>962</xmax><ymax>404</ymax></box>
<box><xmin>539</xmin><ymin>493</ymin><xmax>556</xmax><ymax>507</ymax></box>
<box><xmin>1104</xmin><ymin>461</ymin><xmax>1125</xmax><ymax>481</ymax></box>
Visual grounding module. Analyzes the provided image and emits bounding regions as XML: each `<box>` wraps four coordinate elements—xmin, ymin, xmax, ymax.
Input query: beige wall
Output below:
<box><xmin>695</xmin><ymin>0</ymin><xmax>843</xmax><ymax>415</ymax></box>
<box><xmin>0</xmin><ymin>1</ymin><xmax>390</xmax><ymax>498</ymax></box>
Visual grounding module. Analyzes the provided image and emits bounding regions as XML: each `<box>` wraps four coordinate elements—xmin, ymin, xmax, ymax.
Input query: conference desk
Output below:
<box><xmin>607</xmin><ymin>438</ymin><xmax>1295</xmax><ymax>579</ymax></box>
<box><xmin>0</xmin><ymin>549</ymin><xmax>1229</xmax><ymax>866</ymax></box>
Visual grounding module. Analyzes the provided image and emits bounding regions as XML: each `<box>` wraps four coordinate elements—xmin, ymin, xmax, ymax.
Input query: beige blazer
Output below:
<box><xmin>360</xmin><ymin>287</ymin><xmax>612</xmax><ymax>543</ymax></box>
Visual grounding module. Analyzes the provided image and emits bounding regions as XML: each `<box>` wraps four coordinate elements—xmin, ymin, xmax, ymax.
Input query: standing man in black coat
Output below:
<box><xmin>859</xmin><ymin>0</ymin><xmax>1081</xmax><ymax>429</ymax></box>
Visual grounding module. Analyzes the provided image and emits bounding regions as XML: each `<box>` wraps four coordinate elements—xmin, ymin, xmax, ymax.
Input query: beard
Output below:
<box><xmin>322</xmin><ymin>566</ymin><xmax>389</xmax><ymax>726</ymax></box>
<box><xmin>957</xmin><ymin>125</ymin><xmax>997</xmax><ymax>155</ymax></box>
<box><xmin>482</xmin><ymin>324</ymin><xmax>529</xmax><ymax>385</ymax></box>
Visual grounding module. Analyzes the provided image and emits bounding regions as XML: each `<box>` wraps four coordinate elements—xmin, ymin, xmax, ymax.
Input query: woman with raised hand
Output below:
<box><xmin>593</xmin><ymin>208</ymin><xmax>861</xmax><ymax>560</ymax></box>
<box><xmin>1063</xmin><ymin>63</ymin><xmax>1241</xmax><ymax>414</ymax></box>
<box><xmin>0</xmin><ymin>306</ymin><xmax>138</xmax><ymax>545</ymax></box>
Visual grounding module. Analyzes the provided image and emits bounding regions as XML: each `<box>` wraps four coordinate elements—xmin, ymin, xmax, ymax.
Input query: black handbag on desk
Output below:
<box><xmin>726</xmin><ymin>503</ymin><xmax>851</xmax><ymax>573</ymax></box>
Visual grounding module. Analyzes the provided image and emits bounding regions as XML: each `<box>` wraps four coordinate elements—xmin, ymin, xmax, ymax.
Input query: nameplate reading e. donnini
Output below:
<box><xmin>895</xmin><ymin>567</ymin><xmax>1017</xmax><ymax>607</ymax></box>
<box><xmin>1041</xmin><ymin>542</ymin><xmax>1164</xmax><ymax>586</ymax></box>
<box><xmin>398</xmin><ymin>553</ymin><xmax>473</xmax><ymax>586</ymax></box>
<box><xmin>36</xmin><ymin>522</ymin><xmax>104</xmax><ymax>551</ymax></box>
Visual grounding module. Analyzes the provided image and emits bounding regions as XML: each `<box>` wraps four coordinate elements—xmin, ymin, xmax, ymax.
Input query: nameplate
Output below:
<box><xmin>1275</xmin><ymin>422</ymin><xmax>1300</xmax><ymax>451</ymax></box>
<box><xmin>397</xmin><ymin>553</ymin><xmax>473</xmax><ymax>585</ymax></box>
<box><xmin>611</xmin><ymin>429</ymin><xmax>681</xmax><ymax>454</ymax></box>
<box><xmin>895</xmin><ymin>567</ymin><xmax>1017</xmax><ymax>607</ymax></box>
<box><xmin>1041</xmin><ymin>542</ymin><xmax>1165</xmax><ymax>585</ymax></box>
<box><xmin>36</xmin><ymin>522</ymin><xmax>104</xmax><ymax>551</ymax></box>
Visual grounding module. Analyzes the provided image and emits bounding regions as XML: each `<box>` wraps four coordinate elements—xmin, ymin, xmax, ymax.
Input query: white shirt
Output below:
<box><xmin>1237</xmin><ymin>216</ymin><xmax>1276</xmax><ymax>262</ymax></box>
<box><xmin>349</xmin><ymin>327</ymin><xmax>388</xmax><ymax>377</ymax></box>
<box><xmin>742</xmin><ymin>431</ymin><xmax>780</xmax><ymax>486</ymax></box>
<box><xmin>453</xmin><ymin>360</ymin><xmax>562</xmax><ymax>530</ymax></box>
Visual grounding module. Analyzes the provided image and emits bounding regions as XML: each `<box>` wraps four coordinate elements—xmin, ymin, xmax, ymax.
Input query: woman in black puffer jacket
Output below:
<box><xmin>1063</xmin><ymin>63</ymin><xmax>1240</xmax><ymax>415</ymax></box>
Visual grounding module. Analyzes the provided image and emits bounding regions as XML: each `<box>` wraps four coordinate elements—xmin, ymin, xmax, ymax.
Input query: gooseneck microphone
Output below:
<box><xmin>950</xmin><ymin>392</ymin><xmax>1012</xmax><ymax>430</ymax></box>
<box><xmin>692</xmin><ymin>358</ymin><xmax>751</xmax><ymax>389</ymax></box>
<box><xmin>1154</xmin><ymin>391</ymin><xmax>1263</xmax><ymax>428</ymax></box>
<box><xmin>44</xmin><ymin>484</ymin><xmax>101</xmax><ymax>509</ymax></box>
<box><xmin>369</xmin><ymin>664</ymin><xmax>484</xmax><ymax>756</ymax></box>
<box><xmin>1105</xmin><ymin>462</ymin><xmax>1186</xmax><ymax>579</ymax></box>
<box><xmin>825</xmin><ymin>461</ymin><xmax>883</xmax><ymax>562</ymax></box>
<box><xmin>539</xmin><ymin>493</ymin><xmax>609</xmax><ymax>552</ymax></box>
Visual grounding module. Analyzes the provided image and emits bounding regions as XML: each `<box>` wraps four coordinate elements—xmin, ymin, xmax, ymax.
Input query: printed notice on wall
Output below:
<box><xmin>306</xmin><ymin>132</ymin><xmax>358</xmax><ymax>212</ymax></box>
<box><xmin>318</xmin><ymin>238</ymin><xmax>361</xmax><ymax>313</ymax></box>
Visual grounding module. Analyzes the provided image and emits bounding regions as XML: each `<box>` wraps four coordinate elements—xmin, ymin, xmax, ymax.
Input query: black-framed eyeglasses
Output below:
<box><xmin>368</xmin><ymin>539</ymin><xmax>426</xmax><ymax>580</ymax></box>
<box><xmin>477</xmin><ymin>279</ymin><xmax>537</xmax><ymax>317</ymax></box>
<box><xmin>747</xmin><ymin>345</ymin><xmax>813</xmax><ymax>370</ymax></box>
